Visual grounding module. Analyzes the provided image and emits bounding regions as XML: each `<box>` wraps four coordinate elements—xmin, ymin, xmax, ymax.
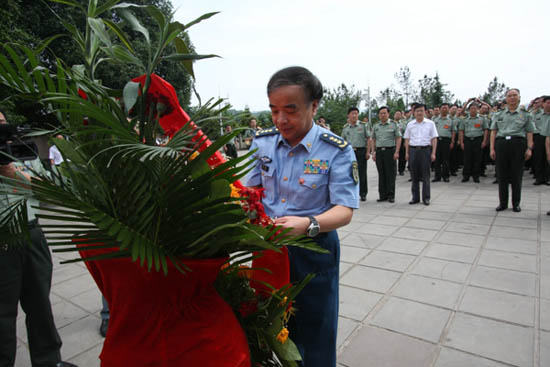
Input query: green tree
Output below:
<box><xmin>417</xmin><ymin>73</ymin><xmax>454</xmax><ymax>108</ymax></box>
<box><xmin>317</xmin><ymin>83</ymin><xmax>362</xmax><ymax>135</ymax></box>
<box><xmin>377</xmin><ymin>87</ymin><xmax>405</xmax><ymax>115</ymax></box>
<box><xmin>481</xmin><ymin>77</ymin><xmax>507</xmax><ymax>106</ymax></box>
<box><xmin>394</xmin><ymin>66</ymin><xmax>415</xmax><ymax>107</ymax></box>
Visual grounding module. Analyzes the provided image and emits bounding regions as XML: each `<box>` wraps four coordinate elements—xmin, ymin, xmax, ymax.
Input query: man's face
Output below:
<box><xmin>414</xmin><ymin>107</ymin><xmax>425</xmax><ymax>121</ymax></box>
<box><xmin>0</xmin><ymin>112</ymin><xmax>7</xmax><ymax>125</ymax></box>
<box><xmin>269</xmin><ymin>85</ymin><xmax>318</xmax><ymax>147</ymax></box>
<box><xmin>480</xmin><ymin>105</ymin><xmax>489</xmax><ymax>114</ymax></box>
<box><xmin>506</xmin><ymin>89</ymin><xmax>520</xmax><ymax>108</ymax></box>
<box><xmin>249</xmin><ymin>119</ymin><xmax>257</xmax><ymax>129</ymax></box>
<box><xmin>379</xmin><ymin>109</ymin><xmax>389</xmax><ymax>122</ymax></box>
<box><xmin>319</xmin><ymin>117</ymin><xmax>326</xmax><ymax>124</ymax></box>
<box><xmin>449</xmin><ymin>106</ymin><xmax>457</xmax><ymax>116</ymax></box>
<box><xmin>348</xmin><ymin>110</ymin><xmax>359</xmax><ymax>124</ymax></box>
<box><xmin>394</xmin><ymin>111</ymin><xmax>402</xmax><ymax>120</ymax></box>
<box><xmin>362</xmin><ymin>116</ymin><xmax>368</xmax><ymax>123</ymax></box>
<box><xmin>469</xmin><ymin>105</ymin><xmax>478</xmax><ymax>117</ymax></box>
<box><xmin>440</xmin><ymin>105</ymin><xmax>449</xmax><ymax>116</ymax></box>
<box><xmin>225</xmin><ymin>125</ymin><xmax>232</xmax><ymax>133</ymax></box>
<box><xmin>434</xmin><ymin>107</ymin><xmax>440</xmax><ymax>115</ymax></box>
<box><xmin>543</xmin><ymin>100</ymin><xmax>550</xmax><ymax>113</ymax></box>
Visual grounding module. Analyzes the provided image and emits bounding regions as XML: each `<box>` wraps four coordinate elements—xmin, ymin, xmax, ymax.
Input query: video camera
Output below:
<box><xmin>0</xmin><ymin>124</ymin><xmax>38</xmax><ymax>165</ymax></box>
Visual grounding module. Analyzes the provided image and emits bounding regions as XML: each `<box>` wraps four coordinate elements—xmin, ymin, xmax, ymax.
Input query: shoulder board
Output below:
<box><xmin>320</xmin><ymin>133</ymin><xmax>348</xmax><ymax>150</ymax></box>
<box><xmin>255</xmin><ymin>127</ymin><xmax>280</xmax><ymax>137</ymax></box>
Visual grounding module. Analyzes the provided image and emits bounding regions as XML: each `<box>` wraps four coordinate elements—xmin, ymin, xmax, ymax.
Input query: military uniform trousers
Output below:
<box><xmin>495</xmin><ymin>137</ymin><xmax>527</xmax><ymax>207</ymax></box>
<box><xmin>287</xmin><ymin>230</ymin><xmax>339</xmax><ymax>367</ymax></box>
<box><xmin>398</xmin><ymin>144</ymin><xmax>406</xmax><ymax>174</ymax></box>
<box><xmin>450</xmin><ymin>141</ymin><xmax>461</xmax><ymax>174</ymax></box>
<box><xmin>354</xmin><ymin>148</ymin><xmax>368</xmax><ymax>198</ymax></box>
<box><xmin>409</xmin><ymin>146</ymin><xmax>432</xmax><ymax>202</ymax></box>
<box><xmin>533</xmin><ymin>134</ymin><xmax>549</xmax><ymax>183</ymax></box>
<box><xmin>463</xmin><ymin>136</ymin><xmax>483</xmax><ymax>179</ymax></box>
<box><xmin>375</xmin><ymin>147</ymin><xmax>397</xmax><ymax>200</ymax></box>
<box><xmin>0</xmin><ymin>221</ymin><xmax>62</xmax><ymax>367</ymax></box>
<box><xmin>434</xmin><ymin>137</ymin><xmax>451</xmax><ymax>179</ymax></box>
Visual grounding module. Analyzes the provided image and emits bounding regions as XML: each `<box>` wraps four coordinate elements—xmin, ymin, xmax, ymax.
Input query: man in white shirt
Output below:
<box><xmin>48</xmin><ymin>135</ymin><xmax>64</xmax><ymax>166</ymax></box>
<box><xmin>404</xmin><ymin>104</ymin><xmax>438</xmax><ymax>205</ymax></box>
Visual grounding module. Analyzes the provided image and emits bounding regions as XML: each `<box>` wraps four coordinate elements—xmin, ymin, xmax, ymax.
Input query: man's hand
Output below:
<box><xmin>393</xmin><ymin>152</ymin><xmax>399</xmax><ymax>160</ymax></box>
<box><xmin>450</xmin><ymin>142</ymin><xmax>454</xmax><ymax>149</ymax></box>
<box><xmin>366</xmin><ymin>152</ymin><xmax>370</xmax><ymax>160</ymax></box>
<box><xmin>405</xmin><ymin>153</ymin><xmax>409</xmax><ymax>161</ymax></box>
<box><xmin>274</xmin><ymin>216</ymin><xmax>310</xmax><ymax>236</ymax></box>
<box><xmin>372</xmin><ymin>152</ymin><xmax>376</xmax><ymax>162</ymax></box>
<box><xmin>525</xmin><ymin>149</ymin><xmax>532</xmax><ymax>160</ymax></box>
<box><xmin>481</xmin><ymin>141</ymin><xmax>487</xmax><ymax>149</ymax></box>
<box><xmin>460</xmin><ymin>143</ymin><xmax>465</xmax><ymax>150</ymax></box>
<box><xmin>490</xmin><ymin>150</ymin><xmax>496</xmax><ymax>160</ymax></box>
<box><xmin>0</xmin><ymin>163</ymin><xmax>17</xmax><ymax>179</ymax></box>
<box><xmin>431</xmin><ymin>153</ymin><xmax>436</xmax><ymax>162</ymax></box>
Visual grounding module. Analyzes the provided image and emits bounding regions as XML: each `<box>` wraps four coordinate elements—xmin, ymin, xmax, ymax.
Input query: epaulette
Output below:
<box><xmin>320</xmin><ymin>133</ymin><xmax>348</xmax><ymax>150</ymax></box>
<box><xmin>255</xmin><ymin>127</ymin><xmax>280</xmax><ymax>137</ymax></box>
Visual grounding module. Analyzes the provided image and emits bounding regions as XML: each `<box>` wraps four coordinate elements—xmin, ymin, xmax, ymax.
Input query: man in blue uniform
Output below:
<box><xmin>245</xmin><ymin>66</ymin><xmax>359</xmax><ymax>367</ymax></box>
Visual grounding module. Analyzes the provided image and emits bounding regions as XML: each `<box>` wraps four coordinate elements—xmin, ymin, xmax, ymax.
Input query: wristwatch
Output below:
<box><xmin>306</xmin><ymin>216</ymin><xmax>320</xmax><ymax>237</ymax></box>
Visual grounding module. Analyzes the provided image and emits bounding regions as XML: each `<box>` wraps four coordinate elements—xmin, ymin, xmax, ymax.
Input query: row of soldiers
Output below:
<box><xmin>335</xmin><ymin>93</ymin><xmax>550</xmax><ymax>210</ymax></box>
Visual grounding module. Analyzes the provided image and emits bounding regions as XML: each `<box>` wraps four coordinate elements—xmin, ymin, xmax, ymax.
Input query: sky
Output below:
<box><xmin>172</xmin><ymin>0</ymin><xmax>549</xmax><ymax>112</ymax></box>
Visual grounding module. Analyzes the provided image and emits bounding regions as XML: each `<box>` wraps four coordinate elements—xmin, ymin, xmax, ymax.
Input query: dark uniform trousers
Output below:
<box><xmin>354</xmin><ymin>148</ymin><xmax>368</xmax><ymax>198</ymax></box>
<box><xmin>434</xmin><ymin>137</ymin><xmax>451</xmax><ymax>179</ymax></box>
<box><xmin>409</xmin><ymin>146</ymin><xmax>431</xmax><ymax>202</ymax></box>
<box><xmin>450</xmin><ymin>141</ymin><xmax>461</xmax><ymax>174</ymax></box>
<box><xmin>463</xmin><ymin>136</ymin><xmax>483</xmax><ymax>179</ymax></box>
<box><xmin>375</xmin><ymin>147</ymin><xmax>397</xmax><ymax>200</ymax></box>
<box><xmin>495</xmin><ymin>137</ymin><xmax>527</xmax><ymax>207</ymax></box>
<box><xmin>287</xmin><ymin>230</ymin><xmax>339</xmax><ymax>367</ymax></box>
<box><xmin>398</xmin><ymin>144</ymin><xmax>406</xmax><ymax>174</ymax></box>
<box><xmin>533</xmin><ymin>134</ymin><xmax>549</xmax><ymax>183</ymax></box>
<box><xmin>0</xmin><ymin>221</ymin><xmax>62</xmax><ymax>367</ymax></box>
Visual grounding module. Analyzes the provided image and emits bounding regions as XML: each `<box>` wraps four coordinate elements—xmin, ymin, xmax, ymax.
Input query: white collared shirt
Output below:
<box><xmin>403</xmin><ymin>118</ymin><xmax>438</xmax><ymax>146</ymax></box>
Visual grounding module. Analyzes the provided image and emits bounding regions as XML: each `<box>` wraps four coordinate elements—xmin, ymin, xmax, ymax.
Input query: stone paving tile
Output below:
<box><xmin>457</xmin><ymin>206</ymin><xmax>496</xmax><ymax>216</ymax></box>
<box><xmin>411</xmin><ymin>258</ymin><xmax>471</xmax><ymax>283</ymax></box>
<box><xmin>69</xmin><ymin>287</ymin><xmax>103</xmax><ymax>315</ymax></box>
<box><xmin>340</xmin><ymin>233</ymin><xmax>385</xmax><ymax>249</ymax></box>
<box><xmin>67</xmin><ymin>343</ymin><xmax>102</xmax><ymax>367</ymax></box>
<box><xmin>392</xmin><ymin>274</ymin><xmax>463</xmax><ymax>309</ymax></box>
<box><xmin>339</xmin><ymin>285</ymin><xmax>382</xmax><ymax>321</ymax></box>
<box><xmin>444</xmin><ymin>313</ymin><xmax>533</xmax><ymax>367</ymax></box>
<box><xmin>459</xmin><ymin>286</ymin><xmax>535</xmax><ymax>326</ymax></box>
<box><xmin>434</xmin><ymin>347</ymin><xmax>509</xmax><ymax>367</ymax></box>
<box><xmin>382</xmin><ymin>208</ymin><xmax>422</xmax><ymax>219</ymax></box>
<box><xmin>424</xmin><ymin>243</ymin><xmax>478</xmax><ymax>263</ymax></box>
<box><xmin>340</xmin><ymin>245</ymin><xmax>369</xmax><ymax>264</ymax></box>
<box><xmin>493</xmin><ymin>216</ymin><xmax>538</xmax><ymax>229</ymax></box>
<box><xmin>391</xmin><ymin>227</ymin><xmax>439</xmax><ymax>242</ymax></box>
<box><xmin>424</xmin><ymin>204</ymin><xmax>458</xmax><ymax>213</ymax></box>
<box><xmin>445</xmin><ymin>222</ymin><xmax>490</xmax><ymax>236</ymax></box>
<box><xmin>346</xmin><ymin>212</ymin><xmax>376</xmax><ymax>223</ymax></box>
<box><xmin>52</xmin><ymin>263</ymin><xmax>90</xmax><ymax>285</ymax></box>
<box><xmin>406</xmin><ymin>218</ymin><xmax>446</xmax><ymax>231</ymax></box>
<box><xmin>485</xmin><ymin>237</ymin><xmax>537</xmax><ymax>255</ymax></box>
<box><xmin>340</xmin><ymin>221</ymin><xmax>367</xmax><ymax>232</ymax></box>
<box><xmin>356</xmin><ymin>223</ymin><xmax>399</xmax><ymax>236</ymax></box>
<box><xmin>452</xmin><ymin>213</ymin><xmax>494</xmax><ymax>225</ymax></box>
<box><xmin>369</xmin><ymin>215</ymin><xmax>410</xmax><ymax>226</ymax></box>
<box><xmin>497</xmin><ymin>208</ymin><xmax>539</xmax><ymax>219</ymax></box>
<box><xmin>376</xmin><ymin>237</ymin><xmax>428</xmax><ymax>255</ymax></box>
<box><xmin>369</xmin><ymin>297</ymin><xmax>450</xmax><ymax>343</ymax></box>
<box><xmin>58</xmin><ymin>315</ymin><xmax>104</xmax><ymax>361</ymax></box>
<box><xmin>15</xmin><ymin>345</ymin><xmax>32</xmax><ymax>367</ymax></box>
<box><xmin>53</xmin><ymin>273</ymin><xmax>98</xmax><ymax>299</ymax></box>
<box><xmin>477</xmin><ymin>249</ymin><xmax>537</xmax><ymax>273</ymax></box>
<box><xmin>340</xmin><ymin>262</ymin><xmax>353</xmax><ymax>277</ymax></box>
<box><xmin>436</xmin><ymin>231</ymin><xmax>485</xmax><ymax>247</ymax></box>
<box><xmin>359</xmin><ymin>250</ymin><xmax>416</xmax><ymax>272</ymax></box>
<box><xmin>339</xmin><ymin>325</ymin><xmax>437</xmax><ymax>367</ymax></box>
<box><xmin>541</xmin><ymin>330</ymin><xmax>550</xmax><ymax>367</ymax></box>
<box><xmin>489</xmin><ymin>225</ymin><xmax>538</xmax><ymax>241</ymax></box>
<box><xmin>340</xmin><ymin>265</ymin><xmax>401</xmax><ymax>293</ymax></box>
<box><xmin>414</xmin><ymin>211</ymin><xmax>454</xmax><ymax>221</ymax></box>
<box><xmin>541</xmin><ymin>299</ymin><xmax>550</xmax><ymax>331</ymax></box>
<box><xmin>470</xmin><ymin>265</ymin><xmax>536</xmax><ymax>296</ymax></box>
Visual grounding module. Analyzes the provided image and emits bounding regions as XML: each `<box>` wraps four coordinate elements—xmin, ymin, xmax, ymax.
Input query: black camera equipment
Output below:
<box><xmin>0</xmin><ymin>124</ymin><xmax>38</xmax><ymax>165</ymax></box>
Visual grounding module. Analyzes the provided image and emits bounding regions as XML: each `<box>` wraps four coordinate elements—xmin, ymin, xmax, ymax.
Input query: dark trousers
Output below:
<box><xmin>398</xmin><ymin>144</ymin><xmax>406</xmax><ymax>174</ymax></box>
<box><xmin>225</xmin><ymin>143</ymin><xmax>238</xmax><ymax>159</ymax></box>
<box><xmin>101</xmin><ymin>296</ymin><xmax>110</xmax><ymax>320</ymax></box>
<box><xmin>463</xmin><ymin>137</ymin><xmax>483</xmax><ymax>179</ymax></box>
<box><xmin>375</xmin><ymin>148</ymin><xmax>397</xmax><ymax>199</ymax></box>
<box><xmin>354</xmin><ymin>148</ymin><xmax>368</xmax><ymax>198</ymax></box>
<box><xmin>495</xmin><ymin>138</ymin><xmax>526</xmax><ymax>207</ymax></box>
<box><xmin>409</xmin><ymin>147</ymin><xmax>431</xmax><ymax>202</ymax></box>
<box><xmin>533</xmin><ymin>134</ymin><xmax>549</xmax><ymax>183</ymax></box>
<box><xmin>0</xmin><ymin>222</ymin><xmax>62</xmax><ymax>367</ymax></box>
<box><xmin>434</xmin><ymin>138</ymin><xmax>451</xmax><ymax>179</ymax></box>
<box><xmin>450</xmin><ymin>142</ymin><xmax>461</xmax><ymax>173</ymax></box>
<box><xmin>288</xmin><ymin>231</ymin><xmax>340</xmax><ymax>367</ymax></box>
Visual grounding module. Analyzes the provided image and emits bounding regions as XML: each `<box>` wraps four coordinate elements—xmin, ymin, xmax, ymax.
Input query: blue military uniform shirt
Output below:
<box><xmin>245</xmin><ymin>122</ymin><xmax>359</xmax><ymax>218</ymax></box>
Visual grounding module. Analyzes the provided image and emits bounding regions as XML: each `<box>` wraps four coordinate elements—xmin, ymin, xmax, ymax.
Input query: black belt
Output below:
<box><xmin>410</xmin><ymin>146</ymin><xmax>431</xmax><ymax>149</ymax></box>
<box><xmin>496</xmin><ymin>136</ymin><xmax>525</xmax><ymax>141</ymax></box>
<box><xmin>376</xmin><ymin>147</ymin><xmax>395</xmax><ymax>151</ymax></box>
<box><xmin>438</xmin><ymin>137</ymin><xmax>451</xmax><ymax>140</ymax></box>
<box><xmin>466</xmin><ymin>136</ymin><xmax>482</xmax><ymax>141</ymax></box>
<box><xmin>353</xmin><ymin>147</ymin><xmax>366</xmax><ymax>151</ymax></box>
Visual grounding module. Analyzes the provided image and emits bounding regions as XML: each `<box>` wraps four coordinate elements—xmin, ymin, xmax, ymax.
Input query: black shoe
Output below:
<box><xmin>423</xmin><ymin>199</ymin><xmax>430</xmax><ymax>205</ymax></box>
<box><xmin>432</xmin><ymin>178</ymin><xmax>441</xmax><ymax>182</ymax></box>
<box><xmin>377</xmin><ymin>198</ymin><xmax>387</xmax><ymax>202</ymax></box>
<box><xmin>450</xmin><ymin>172</ymin><xmax>457</xmax><ymax>176</ymax></box>
<box><xmin>408</xmin><ymin>178</ymin><xmax>412</xmax><ymax>182</ymax></box>
<box><xmin>480</xmin><ymin>173</ymin><xmax>487</xmax><ymax>177</ymax></box>
<box><xmin>473</xmin><ymin>177</ymin><xmax>480</xmax><ymax>183</ymax></box>
<box><xmin>100</xmin><ymin>319</ymin><xmax>109</xmax><ymax>338</ymax></box>
<box><xmin>534</xmin><ymin>181</ymin><xmax>542</xmax><ymax>186</ymax></box>
<box><xmin>513</xmin><ymin>206</ymin><xmax>521</xmax><ymax>213</ymax></box>
<box><xmin>388</xmin><ymin>198</ymin><xmax>395</xmax><ymax>203</ymax></box>
<box><xmin>56</xmin><ymin>362</ymin><xmax>78</xmax><ymax>367</ymax></box>
<box><xmin>493</xmin><ymin>179</ymin><xmax>498</xmax><ymax>184</ymax></box>
<box><xmin>547</xmin><ymin>211</ymin><xmax>550</xmax><ymax>216</ymax></box>
<box><xmin>461</xmin><ymin>177</ymin><xmax>469</xmax><ymax>182</ymax></box>
<box><xmin>443</xmin><ymin>177</ymin><xmax>449</xmax><ymax>182</ymax></box>
<box><xmin>399</xmin><ymin>172</ymin><xmax>404</xmax><ymax>176</ymax></box>
<box><xmin>495</xmin><ymin>205</ymin><xmax>508</xmax><ymax>212</ymax></box>
<box><xmin>545</xmin><ymin>182</ymin><xmax>550</xmax><ymax>186</ymax></box>
<box><xmin>409</xmin><ymin>200</ymin><xmax>420</xmax><ymax>205</ymax></box>
<box><xmin>361</xmin><ymin>196</ymin><xmax>366</xmax><ymax>202</ymax></box>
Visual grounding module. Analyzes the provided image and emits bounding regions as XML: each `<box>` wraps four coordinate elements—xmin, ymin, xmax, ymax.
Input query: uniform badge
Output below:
<box><xmin>474</xmin><ymin>124</ymin><xmax>481</xmax><ymax>128</ymax></box>
<box><xmin>304</xmin><ymin>159</ymin><xmax>329</xmax><ymax>174</ymax></box>
<box><xmin>352</xmin><ymin>161</ymin><xmax>359</xmax><ymax>184</ymax></box>
<box><xmin>443</xmin><ymin>125</ymin><xmax>450</xmax><ymax>129</ymax></box>
<box><xmin>260</xmin><ymin>156</ymin><xmax>272</xmax><ymax>163</ymax></box>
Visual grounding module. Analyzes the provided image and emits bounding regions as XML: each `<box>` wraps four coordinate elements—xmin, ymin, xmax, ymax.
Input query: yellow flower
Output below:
<box><xmin>189</xmin><ymin>151</ymin><xmax>199</xmax><ymax>161</ymax></box>
<box><xmin>276</xmin><ymin>327</ymin><xmax>289</xmax><ymax>344</ymax></box>
<box><xmin>229</xmin><ymin>183</ymin><xmax>241</xmax><ymax>198</ymax></box>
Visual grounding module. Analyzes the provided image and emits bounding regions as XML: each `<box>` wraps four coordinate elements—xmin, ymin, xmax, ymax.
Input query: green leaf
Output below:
<box><xmin>94</xmin><ymin>0</ymin><xmax>122</xmax><ymax>17</ymax></box>
<box><xmin>49</xmin><ymin>0</ymin><xmax>85</xmax><ymax>11</ymax></box>
<box><xmin>162</xmin><ymin>53</ymin><xmax>219</xmax><ymax>62</ymax></box>
<box><xmin>183</xmin><ymin>11</ymin><xmax>219</xmax><ymax>30</ymax></box>
<box><xmin>145</xmin><ymin>6</ymin><xmax>166</xmax><ymax>29</ymax></box>
<box><xmin>173</xmin><ymin>37</ymin><xmax>194</xmax><ymax>78</ymax></box>
<box><xmin>110</xmin><ymin>45</ymin><xmax>143</xmax><ymax>68</ymax></box>
<box><xmin>88</xmin><ymin>17</ymin><xmax>112</xmax><ymax>49</ymax></box>
<box><xmin>122</xmin><ymin>81</ymin><xmax>140</xmax><ymax>113</ymax></box>
<box><xmin>103</xmin><ymin>19</ymin><xmax>134</xmax><ymax>53</ymax></box>
<box><xmin>118</xmin><ymin>9</ymin><xmax>150</xmax><ymax>43</ymax></box>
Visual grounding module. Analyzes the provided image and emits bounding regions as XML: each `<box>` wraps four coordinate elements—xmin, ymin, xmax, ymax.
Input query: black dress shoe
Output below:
<box><xmin>473</xmin><ymin>177</ymin><xmax>480</xmax><ymax>183</ymax></box>
<box><xmin>545</xmin><ymin>182</ymin><xmax>550</xmax><ymax>186</ymax></box>
<box><xmin>450</xmin><ymin>172</ymin><xmax>457</xmax><ymax>176</ymax></box>
<box><xmin>432</xmin><ymin>178</ymin><xmax>441</xmax><ymax>182</ymax></box>
<box><xmin>100</xmin><ymin>319</ymin><xmax>109</xmax><ymax>338</ymax></box>
<box><xmin>377</xmin><ymin>198</ymin><xmax>387</xmax><ymax>202</ymax></box>
<box><xmin>492</xmin><ymin>179</ymin><xmax>498</xmax><ymax>184</ymax></box>
<box><xmin>547</xmin><ymin>211</ymin><xmax>550</xmax><ymax>216</ymax></box>
<box><xmin>423</xmin><ymin>199</ymin><xmax>430</xmax><ymax>205</ymax></box>
<box><xmin>461</xmin><ymin>177</ymin><xmax>469</xmax><ymax>182</ymax></box>
<box><xmin>443</xmin><ymin>177</ymin><xmax>449</xmax><ymax>182</ymax></box>
<box><xmin>399</xmin><ymin>172</ymin><xmax>404</xmax><ymax>176</ymax></box>
<box><xmin>56</xmin><ymin>362</ymin><xmax>78</xmax><ymax>367</ymax></box>
<box><xmin>534</xmin><ymin>181</ymin><xmax>542</xmax><ymax>185</ymax></box>
<box><xmin>360</xmin><ymin>196</ymin><xmax>366</xmax><ymax>202</ymax></box>
<box><xmin>409</xmin><ymin>200</ymin><xmax>420</xmax><ymax>205</ymax></box>
<box><xmin>495</xmin><ymin>205</ymin><xmax>508</xmax><ymax>212</ymax></box>
<box><xmin>480</xmin><ymin>173</ymin><xmax>487</xmax><ymax>177</ymax></box>
<box><xmin>513</xmin><ymin>206</ymin><xmax>521</xmax><ymax>212</ymax></box>
<box><xmin>388</xmin><ymin>198</ymin><xmax>395</xmax><ymax>203</ymax></box>
<box><xmin>408</xmin><ymin>178</ymin><xmax>412</xmax><ymax>182</ymax></box>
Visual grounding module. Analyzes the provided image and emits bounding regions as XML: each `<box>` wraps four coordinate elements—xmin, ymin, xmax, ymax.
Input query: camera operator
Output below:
<box><xmin>0</xmin><ymin>110</ymin><xmax>77</xmax><ymax>367</ymax></box>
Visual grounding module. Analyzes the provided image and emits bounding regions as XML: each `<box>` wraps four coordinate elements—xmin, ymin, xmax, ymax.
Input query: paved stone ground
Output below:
<box><xmin>12</xmin><ymin>161</ymin><xmax>550</xmax><ymax>367</ymax></box>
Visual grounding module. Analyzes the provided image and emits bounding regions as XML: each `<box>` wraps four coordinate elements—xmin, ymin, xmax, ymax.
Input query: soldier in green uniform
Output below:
<box><xmin>490</xmin><ymin>88</ymin><xmax>535</xmax><ymax>212</ymax></box>
<box><xmin>342</xmin><ymin>107</ymin><xmax>371</xmax><ymax>201</ymax></box>
<box><xmin>372</xmin><ymin>107</ymin><xmax>402</xmax><ymax>203</ymax></box>
<box><xmin>531</xmin><ymin>97</ymin><xmax>549</xmax><ymax>185</ymax></box>
<box><xmin>539</xmin><ymin>96</ymin><xmax>550</xmax><ymax>215</ymax></box>
<box><xmin>395</xmin><ymin>111</ymin><xmax>407</xmax><ymax>175</ymax></box>
<box><xmin>432</xmin><ymin>103</ymin><xmax>454</xmax><ymax>182</ymax></box>
<box><xmin>479</xmin><ymin>102</ymin><xmax>492</xmax><ymax>177</ymax></box>
<box><xmin>459</xmin><ymin>102</ymin><xmax>489</xmax><ymax>182</ymax></box>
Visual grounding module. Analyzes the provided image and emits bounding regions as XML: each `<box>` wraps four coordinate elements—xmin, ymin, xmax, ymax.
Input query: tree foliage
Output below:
<box><xmin>480</xmin><ymin>77</ymin><xmax>508</xmax><ymax>106</ymax></box>
<box><xmin>417</xmin><ymin>73</ymin><xmax>454</xmax><ymax>108</ymax></box>
<box><xmin>316</xmin><ymin>83</ymin><xmax>362</xmax><ymax>135</ymax></box>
